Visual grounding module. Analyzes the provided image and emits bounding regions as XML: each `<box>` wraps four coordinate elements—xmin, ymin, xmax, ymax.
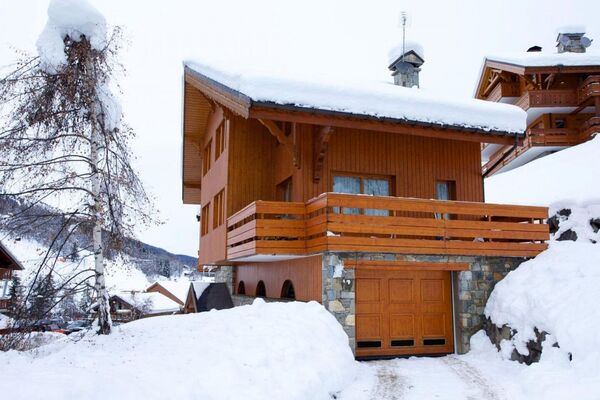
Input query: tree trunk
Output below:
<box><xmin>90</xmin><ymin>107</ymin><xmax>111</xmax><ymax>335</ymax></box>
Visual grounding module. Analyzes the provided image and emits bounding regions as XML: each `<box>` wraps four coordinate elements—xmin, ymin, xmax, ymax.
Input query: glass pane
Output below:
<box><xmin>364</xmin><ymin>178</ymin><xmax>390</xmax><ymax>216</ymax></box>
<box><xmin>333</xmin><ymin>176</ymin><xmax>360</xmax><ymax>214</ymax></box>
<box><xmin>435</xmin><ymin>181</ymin><xmax>450</xmax><ymax>220</ymax></box>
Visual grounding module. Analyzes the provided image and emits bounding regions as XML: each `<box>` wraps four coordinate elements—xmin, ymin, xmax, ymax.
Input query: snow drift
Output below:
<box><xmin>0</xmin><ymin>300</ymin><xmax>358</xmax><ymax>400</ymax></box>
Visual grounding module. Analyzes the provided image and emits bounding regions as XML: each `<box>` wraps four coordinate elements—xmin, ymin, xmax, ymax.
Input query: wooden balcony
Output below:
<box><xmin>227</xmin><ymin>193</ymin><xmax>549</xmax><ymax>260</ymax></box>
<box><xmin>528</xmin><ymin>128</ymin><xmax>582</xmax><ymax>146</ymax></box>
<box><xmin>487</xmin><ymin>82</ymin><xmax>521</xmax><ymax>102</ymax></box>
<box><xmin>515</xmin><ymin>90</ymin><xmax>578</xmax><ymax>110</ymax></box>
<box><xmin>578</xmin><ymin>75</ymin><xmax>600</xmax><ymax>105</ymax></box>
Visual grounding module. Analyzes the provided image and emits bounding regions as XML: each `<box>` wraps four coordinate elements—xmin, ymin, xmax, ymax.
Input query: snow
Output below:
<box><xmin>0</xmin><ymin>300</ymin><xmax>357</xmax><ymax>400</ymax></box>
<box><xmin>114</xmin><ymin>291</ymin><xmax>181</xmax><ymax>314</ymax></box>
<box><xmin>150</xmin><ymin>280</ymin><xmax>191</xmax><ymax>303</ymax></box>
<box><xmin>185</xmin><ymin>61</ymin><xmax>526</xmax><ymax>134</ymax></box>
<box><xmin>0</xmin><ymin>312</ymin><xmax>12</xmax><ymax>330</ymax></box>
<box><xmin>191</xmin><ymin>281</ymin><xmax>211</xmax><ymax>299</ymax></box>
<box><xmin>387</xmin><ymin>40</ymin><xmax>424</xmax><ymax>65</ymax></box>
<box><xmin>485</xmin><ymin>136</ymin><xmax>600</xmax><ymax>207</ymax></box>
<box><xmin>555</xmin><ymin>25</ymin><xmax>587</xmax><ymax>35</ymax></box>
<box><xmin>485</xmin><ymin>50</ymin><xmax>600</xmax><ymax>68</ymax></box>
<box><xmin>486</xmin><ymin>241</ymin><xmax>600</xmax><ymax>370</ymax></box>
<box><xmin>36</xmin><ymin>0</ymin><xmax>107</xmax><ymax>73</ymax></box>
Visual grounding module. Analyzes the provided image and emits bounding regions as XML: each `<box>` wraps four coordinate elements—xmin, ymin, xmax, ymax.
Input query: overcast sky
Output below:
<box><xmin>1</xmin><ymin>0</ymin><xmax>599</xmax><ymax>257</ymax></box>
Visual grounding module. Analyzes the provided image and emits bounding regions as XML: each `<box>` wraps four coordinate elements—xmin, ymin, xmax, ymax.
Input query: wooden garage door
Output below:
<box><xmin>356</xmin><ymin>269</ymin><xmax>454</xmax><ymax>357</ymax></box>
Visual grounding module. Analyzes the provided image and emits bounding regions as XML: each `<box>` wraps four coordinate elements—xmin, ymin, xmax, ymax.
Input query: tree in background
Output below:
<box><xmin>0</xmin><ymin>0</ymin><xmax>155</xmax><ymax>334</ymax></box>
<box><xmin>29</xmin><ymin>273</ymin><xmax>57</xmax><ymax>322</ymax></box>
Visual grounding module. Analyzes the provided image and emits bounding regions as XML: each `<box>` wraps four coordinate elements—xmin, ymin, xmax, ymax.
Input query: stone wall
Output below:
<box><xmin>322</xmin><ymin>253</ymin><xmax>356</xmax><ymax>353</ymax></box>
<box><xmin>213</xmin><ymin>265</ymin><xmax>234</xmax><ymax>294</ymax></box>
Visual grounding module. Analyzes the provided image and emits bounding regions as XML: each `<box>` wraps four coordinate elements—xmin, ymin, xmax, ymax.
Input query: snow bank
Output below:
<box><xmin>0</xmin><ymin>300</ymin><xmax>357</xmax><ymax>400</ymax></box>
<box><xmin>37</xmin><ymin>0</ymin><xmax>107</xmax><ymax>72</ymax></box>
<box><xmin>185</xmin><ymin>61</ymin><xmax>526</xmax><ymax>134</ymax></box>
<box><xmin>485</xmin><ymin>136</ymin><xmax>600</xmax><ymax>207</ymax></box>
<box><xmin>485</xmin><ymin>241</ymin><xmax>600</xmax><ymax>370</ymax></box>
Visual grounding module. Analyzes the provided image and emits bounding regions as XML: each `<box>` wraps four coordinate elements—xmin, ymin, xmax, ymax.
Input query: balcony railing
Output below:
<box><xmin>578</xmin><ymin>75</ymin><xmax>600</xmax><ymax>104</ymax></box>
<box><xmin>226</xmin><ymin>193</ymin><xmax>549</xmax><ymax>260</ymax></box>
<box><xmin>515</xmin><ymin>90</ymin><xmax>578</xmax><ymax>110</ymax></box>
<box><xmin>528</xmin><ymin>128</ymin><xmax>582</xmax><ymax>146</ymax></box>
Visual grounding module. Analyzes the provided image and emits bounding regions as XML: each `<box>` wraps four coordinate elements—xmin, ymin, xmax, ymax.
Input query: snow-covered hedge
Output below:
<box><xmin>0</xmin><ymin>300</ymin><xmax>358</xmax><ymax>399</ymax></box>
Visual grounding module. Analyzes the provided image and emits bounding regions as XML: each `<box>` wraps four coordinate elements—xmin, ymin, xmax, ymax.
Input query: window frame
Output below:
<box><xmin>332</xmin><ymin>172</ymin><xmax>394</xmax><ymax>215</ymax></box>
<box><xmin>201</xmin><ymin>203</ymin><xmax>211</xmax><ymax>236</ymax></box>
<box><xmin>215</xmin><ymin>119</ymin><xmax>228</xmax><ymax>160</ymax></box>
<box><xmin>212</xmin><ymin>189</ymin><xmax>225</xmax><ymax>229</ymax></box>
<box><xmin>202</xmin><ymin>139</ymin><xmax>212</xmax><ymax>176</ymax></box>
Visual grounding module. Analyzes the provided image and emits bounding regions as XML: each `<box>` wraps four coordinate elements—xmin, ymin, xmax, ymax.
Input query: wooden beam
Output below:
<box><xmin>258</xmin><ymin>119</ymin><xmax>300</xmax><ymax>168</ymax></box>
<box><xmin>344</xmin><ymin>259</ymin><xmax>470</xmax><ymax>271</ymax></box>
<box><xmin>250</xmin><ymin>107</ymin><xmax>518</xmax><ymax>145</ymax></box>
<box><xmin>313</xmin><ymin>126</ymin><xmax>333</xmax><ymax>183</ymax></box>
<box><xmin>545</xmin><ymin>73</ymin><xmax>556</xmax><ymax>90</ymax></box>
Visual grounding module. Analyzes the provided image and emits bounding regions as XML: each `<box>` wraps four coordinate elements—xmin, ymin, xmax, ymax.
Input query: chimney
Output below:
<box><xmin>388</xmin><ymin>45</ymin><xmax>424</xmax><ymax>88</ymax></box>
<box><xmin>556</xmin><ymin>30</ymin><xmax>592</xmax><ymax>53</ymax></box>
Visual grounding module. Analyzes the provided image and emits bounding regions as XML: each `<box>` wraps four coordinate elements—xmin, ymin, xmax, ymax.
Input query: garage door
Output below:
<box><xmin>356</xmin><ymin>268</ymin><xmax>454</xmax><ymax>357</ymax></box>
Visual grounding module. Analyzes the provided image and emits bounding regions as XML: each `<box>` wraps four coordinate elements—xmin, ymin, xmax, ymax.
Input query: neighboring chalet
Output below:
<box><xmin>476</xmin><ymin>30</ymin><xmax>600</xmax><ymax>176</ymax></box>
<box><xmin>183</xmin><ymin>282</ymin><xmax>233</xmax><ymax>314</ymax></box>
<box><xmin>181</xmin><ymin>51</ymin><xmax>549</xmax><ymax>358</ymax></box>
<box><xmin>0</xmin><ymin>242</ymin><xmax>23</xmax><ymax>314</ymax></box>
<box><xmin>108</xmin><ymin>291</ymin><xmax>181</xmax><ymax>323</ymax></box>
<box><xmin>146</xmin><ymin>280</ymin><xmax>191</xmax><ymax>306</ymax></box>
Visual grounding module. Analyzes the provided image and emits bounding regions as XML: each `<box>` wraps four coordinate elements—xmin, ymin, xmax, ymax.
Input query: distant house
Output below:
<box><xmin>0</xmin><ymin>241</ymin><xmax>23</xmax><ymax>314</ymax></box>
<box><xmin>108</xmin><ymin>291</ymin><xmax>181</xmax><ymax>323</ymax></box>
<box><xmin>183</xmin><ymin>282</ymin><xmax>233</xmax><ymax>314</ymax></box>
<box><xmin>146</xmin><ymin>281</ymin><xmax>191</xmax><ymax>305</ymax></box>
<box><xmin>476</xmin><ymin>30</ymin><xmax>600</xmax><ymax>176</ymax></box>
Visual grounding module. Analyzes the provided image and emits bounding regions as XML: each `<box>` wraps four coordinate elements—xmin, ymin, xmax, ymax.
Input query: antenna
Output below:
<box><xmin>401</xmin><ymin>11</ymin><xmax>408</xmax><ymax>63</ymax></box>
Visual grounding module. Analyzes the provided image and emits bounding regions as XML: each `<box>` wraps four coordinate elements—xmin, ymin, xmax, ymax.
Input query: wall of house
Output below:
<box><xmin>234</xmin><ymin>255</ymin><xmax>322</xmax><ymax>302</ymax></box>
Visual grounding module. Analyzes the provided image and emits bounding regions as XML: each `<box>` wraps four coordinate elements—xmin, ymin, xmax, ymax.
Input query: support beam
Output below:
<box><xmin>258</xmin><ymin>119</ymin><xmax>299</xmax><ymax>168</ymax></box>
<box><xmin>313</xmin><ymin>126</ymin><xmax>333</xmax><ymax>183</ymax></box>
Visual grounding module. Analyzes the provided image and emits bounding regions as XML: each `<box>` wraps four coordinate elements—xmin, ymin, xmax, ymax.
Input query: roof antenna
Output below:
<box><xmin>401</xmin><ymin>11</ymin><xmax>408</xmax><ymax>64</ymax></box>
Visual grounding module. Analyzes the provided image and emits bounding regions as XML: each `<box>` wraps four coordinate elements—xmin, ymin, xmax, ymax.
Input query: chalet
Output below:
<box><xmin>146</xmin><ymin>280</ymin><xmax>191</xmax><ymax>305</ymax></box>
<box><xmin>183</xmin><ymin>282</ymin><xmax>233</xmax><ymax>314</ymax></box>
<box><xmin>181</xmin><ymin>51</ymin><xmax>549</xmax><ymax>358</ymax></box>
<box><xmin>476</xmin><ymin>30</ymin><xmax>600</xmax><ymax>176</ymax></box>
<box><xmin>0</xmin><ymin>241</ymin><xmax>23</xmax><ymax>314</ymax></box>
<box><xmin>107</xmin><ymin>291</ymin><xmax>181</xmax><ymax>323</ymax></box>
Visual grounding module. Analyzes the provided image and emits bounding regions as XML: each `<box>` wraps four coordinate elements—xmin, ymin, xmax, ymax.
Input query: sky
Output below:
<box><xmin>1</xmin><ymin>0</ymin><xmax>599</xmax><ymax>257</ymax></box>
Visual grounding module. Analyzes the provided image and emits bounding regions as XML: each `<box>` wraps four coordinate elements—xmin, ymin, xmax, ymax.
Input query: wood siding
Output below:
<box><xmin>234</xmin><ymin>255</ymin><xmax>322</xmax><ymax>302</ymax></box>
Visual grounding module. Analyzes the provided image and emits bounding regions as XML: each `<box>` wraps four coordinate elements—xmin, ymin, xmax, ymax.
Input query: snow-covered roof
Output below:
<box><xmin>485</xmin><ymin>51</ymin><xmax>600</xmax><ymax>68</ymax></box>
<box><xmin>185</xmin><ymin>61</ymin><xmax>526</xmax><ymax>135</ymax></box>
<box><xmin>191</xmin><ymin>281</ymin><xmax>211</xmax><ymax>300</ymax></box>
<box><xmin>114</xmin><ymin>291</ymin><xmax>181</xmax><ymax>314</ymax></box>
<box><xmin>0</xmin><ymin>241</ymin><xmax>24</xmax><ymax>270</ymax></box>
<box><xmin>387</xmin><ymin>41</ymin><xmax>424</xmax><ymax>65</ymax></box>
<box><xmin>150</xmin><ymin>280</ymin><xmax>191</xmax><ymax>303</ymax></box>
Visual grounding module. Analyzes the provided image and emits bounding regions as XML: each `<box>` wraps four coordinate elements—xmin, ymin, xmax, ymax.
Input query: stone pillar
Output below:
<box><xmin>322</xmin><ymin>253</ymin><xmax>356</xmax><ymax>354</ymax></box>
<box><xmin>214</xmin><ymin>265</ymin><xmax>234</xmax><ymax>294</ymax></box>
<box><xmin>454</xmin><ymin>257</ymin><xmax>523</xmax><ymax>353</ymax></box>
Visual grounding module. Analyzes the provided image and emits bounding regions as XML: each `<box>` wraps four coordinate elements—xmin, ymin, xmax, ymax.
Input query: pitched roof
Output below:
<box><xmin>113</xmin><ymin>291</ymin><xmax>181</xmax><ymax>314</ymax></box>
<box><xmin>184</xmin><ymin>61</ymin><xmax>526</xmax><ymax>135</ymax></box>
<box><xmin>485</xmin><ymin>51</ymin><xmax>600</xmax><ymax>69</ymax></box>
<box><xmin>147</xmin><ymin>280</ymin><xmax>191</xmax><ymax>304</ymax></box>
<box><xmin>0</xmin><ymin>241</ymin><xmax>23</xmax><ymax>270</ymax></box>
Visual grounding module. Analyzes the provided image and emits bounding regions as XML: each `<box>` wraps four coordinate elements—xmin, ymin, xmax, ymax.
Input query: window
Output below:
<box><xmin>277</xmin><ymin>177</ymin><xmax>293</xmax><ymax>202</ymax></box>
<box><xmin>256</xmin><ymin>281</ymin><xmax>266</xmax><ymax>297</ymax></box>
<box><xmin>202</xmin><ymin>140</ymin><xmax>212</xmax><ymax>176</ymax></box>
<box><xmin>554</xmin><ymin>119</ymin><xmax>566</xmax><ymax>129</ymax></box>
<box><xmin>237</xmin><ymin>281</ymin><xmax>246</xmax><ymax>295</ymax></box>
<box><xmin>435</xmin><ymin>180</ymin><xmax>456</xmax><ymax>220</ymax></box>
<box><xmin>215</xmin><ymin>119</ymin><xmax>228</xmax><ymax>159</ymax></box>
<box><xmin>0</xmin><ymin>279</ymin><xmax>10</xmax><ymax>298</ymax></box>
<box><xmin>201</xmin><ymin>203</ymin><xmax>210</xmax><ymax>236</ymax></box>
<box><xmin>332</xmin><ymin>174</ymin><xmax>391</xmax><ymax>215</ymax></box>
<box><xmin>280</xmin><ymin>280</ymin><xmax>296</xmax><ymax>300</ymax></box>
<box><xmin>213</xmin><ymin>189</ymin><xmax>225</xmax><ymax>229</ymax></box>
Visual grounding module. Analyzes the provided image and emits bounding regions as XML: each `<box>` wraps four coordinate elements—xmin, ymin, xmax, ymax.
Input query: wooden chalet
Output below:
<box><xmin>0</xmin><ymin>242</ymin><xmax>23</xmax><ymax>314</ymax></box>
<box><xmin>107</xmin><ymin>291</ymin><xmax>181</xmax><ymax>323</ymax></box>
<box><xmin>181</xmin><ymin>54</ymin><xmax>549</xmax><ymax>358</ymax></box>
<box><xmin>476</xmin><ymin>30</ymin><xmax>600</xmax><ymax>176</ymax></box>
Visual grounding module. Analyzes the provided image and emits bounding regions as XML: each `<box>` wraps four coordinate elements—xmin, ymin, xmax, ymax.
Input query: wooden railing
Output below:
<box><xmin>528</xmin><ymin>128</ymin><xmax>582</xmax><ymax>146</ymax></box>
<box><xmin>516</xmin><ymin>90</ymin><xmax>578</xmax><ymax>110</ymax></box>
<box><xmin>226</xmin><ymin>193</ymin><xmax>549</xmax><ymax>260</ymax></box>
<box><xmin>578</xmin><ymin>75</ymin><xmax>600</xmax><ymax>104</ymax></box>
<box><xmin>487</xmin><ymin>82</ymin><xmax>521</xmax><ymax>102</ymax></box>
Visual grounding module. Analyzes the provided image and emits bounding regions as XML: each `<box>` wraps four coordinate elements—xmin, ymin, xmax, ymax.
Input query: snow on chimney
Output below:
<box><xmin>388</xmin><ymin>42</ymin><xmax>424</xmax><ymax>88</ymax></box>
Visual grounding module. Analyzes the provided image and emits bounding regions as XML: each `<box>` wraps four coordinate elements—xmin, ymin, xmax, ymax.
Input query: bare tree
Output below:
<box><xmin>0</xmin><ymin>0</ymin><xmax>154</xmax><ymax>335</ymax></box>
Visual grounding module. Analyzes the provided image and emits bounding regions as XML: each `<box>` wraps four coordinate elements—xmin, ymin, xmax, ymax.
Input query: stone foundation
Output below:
<box><xmin>322</xmin><ymin>253</ymin><xmax>356</xmax><ymax>353</ymax></box>
<box><xmin>214</xmin><ymin>265</ymin><xmax>234</xmax><ymax>294</ymax></box>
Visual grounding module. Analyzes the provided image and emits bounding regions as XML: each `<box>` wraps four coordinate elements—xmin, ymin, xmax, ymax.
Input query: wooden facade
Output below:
<box><xmin>181</xmin><ymin>65</ymin><xmax>549</xmax><ymax>357</ymax></box>
<box><xmin>476</xmin><ymin>59</ymin><xmax>600</xmax><ymax>176</ymax></box>
<box><xmin>0</xmin><ymin>242</ymin><xmax>23</xmax><ymax>313</ymax></box>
